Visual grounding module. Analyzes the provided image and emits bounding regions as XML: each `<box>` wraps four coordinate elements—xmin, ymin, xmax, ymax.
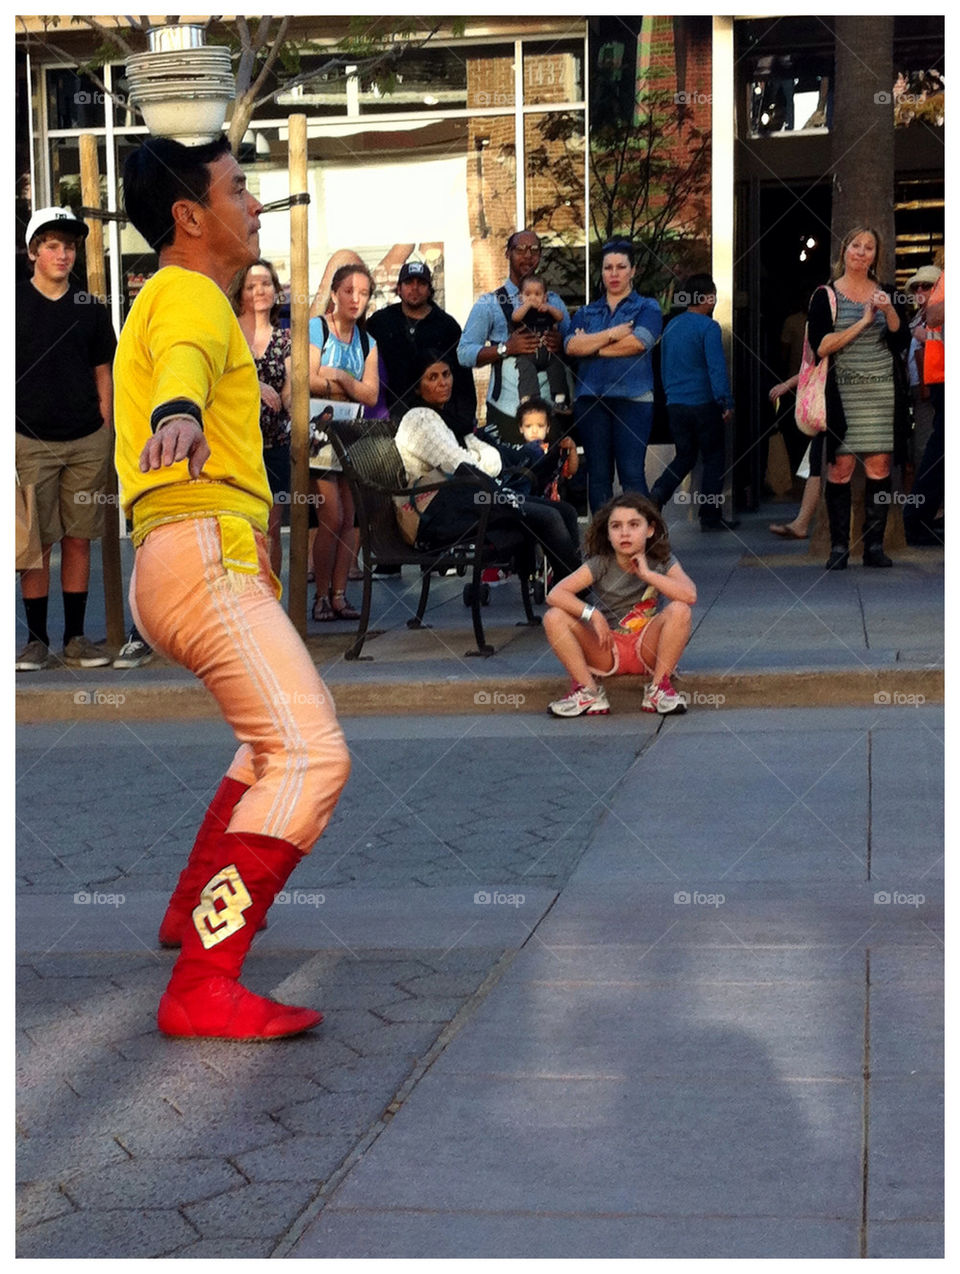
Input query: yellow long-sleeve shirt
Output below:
<box><xmin>114</xmin><ymin>266</ymin><xmax>271</xmax><ymax>555</ymax></box>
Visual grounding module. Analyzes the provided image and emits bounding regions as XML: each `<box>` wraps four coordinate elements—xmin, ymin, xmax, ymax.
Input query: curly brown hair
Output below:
<box><xmin>584</xmin><ymin>493</ymin><xmax>672</xmax><ymax>568</ymax></box>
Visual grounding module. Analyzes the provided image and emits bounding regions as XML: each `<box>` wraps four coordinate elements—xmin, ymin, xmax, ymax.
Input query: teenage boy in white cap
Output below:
<box><xmin>16</xmin><ymin>207</ymin><xmax>116</xmax><ymax>671</ymax></box>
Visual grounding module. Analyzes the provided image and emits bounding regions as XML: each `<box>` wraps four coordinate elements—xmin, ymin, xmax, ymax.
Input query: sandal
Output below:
<box><xmin>329</xmin><ymin>589</ymin><xmax>361</xmax><ymax>620</ymax></box>
<box><xmin>769</xmin><ymin>523</ymin><xmax>807</xmax><ymax>540</ymax></box>
<box><xmin>312</xmin><ymin>593</ymin><xmax>337</xmax><ymax>622</ymax></box>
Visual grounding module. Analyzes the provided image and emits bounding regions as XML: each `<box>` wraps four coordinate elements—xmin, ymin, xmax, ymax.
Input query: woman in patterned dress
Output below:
<box><xmin>230</xmin><ymin>258</ymin><xmax>291</xmax><ymax>577</ymax></box>
<box><xmin>808</xmin><ymin>226</ymin><xmax>910</xmax><ymax>570</ymax></box>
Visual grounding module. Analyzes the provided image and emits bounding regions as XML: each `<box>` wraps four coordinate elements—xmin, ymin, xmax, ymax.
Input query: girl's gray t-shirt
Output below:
<box><xmin>584</xmin><ymin>552</ymin><xmax>679</xmax><ymax>635</ymax></box>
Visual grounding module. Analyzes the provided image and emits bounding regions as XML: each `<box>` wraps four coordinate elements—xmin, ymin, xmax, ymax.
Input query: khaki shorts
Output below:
<box><xmin>15</xmin><ymin>429</ymin><xmax>112</xmax><ymax>544</ymax></box>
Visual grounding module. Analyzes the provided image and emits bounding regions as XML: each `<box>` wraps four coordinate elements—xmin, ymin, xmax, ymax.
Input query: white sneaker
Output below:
<box><xmin>548</xmin><ymin>683</ymin><xmax>610</xmax><ymax>718</ymax></box>
<box><xmin>641</xmin><ymin>676</ymin><xmax>687</xmax><ymax>715</ymax></box>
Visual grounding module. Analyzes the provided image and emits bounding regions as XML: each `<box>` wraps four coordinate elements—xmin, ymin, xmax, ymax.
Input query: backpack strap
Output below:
<box><xmin>319</xmin><ymin>315</ymin><xmax>369</xmax><ymax>360</ymax></box>
<box><xmin>490</xmin><ymin>286</ymin><xmax>515</xmax><ymax>401</ymax></box>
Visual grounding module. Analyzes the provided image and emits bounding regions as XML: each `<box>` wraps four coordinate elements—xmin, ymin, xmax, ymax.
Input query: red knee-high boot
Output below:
<box><xmin>158</xmin><ymin>830</ymin><xmax>322</xmax><ymax>1040</ymax></box>
<box><xmin>158</xmin><ymin>777</ymin><xmax>250</xmax><ymax>947</ymax></box>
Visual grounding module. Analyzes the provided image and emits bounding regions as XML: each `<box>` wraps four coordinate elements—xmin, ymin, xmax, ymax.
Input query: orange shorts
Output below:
<box><xmin>587</xmin><ymin>630</ymin><xmax>651</xmax><ymax>679</ymax></box>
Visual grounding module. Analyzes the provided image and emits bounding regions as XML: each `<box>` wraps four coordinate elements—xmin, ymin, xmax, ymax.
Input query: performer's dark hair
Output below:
<box><xmin>123</xmin><ymin>135</ymin><xmax>232</xmax><ymax>252</ymax></box>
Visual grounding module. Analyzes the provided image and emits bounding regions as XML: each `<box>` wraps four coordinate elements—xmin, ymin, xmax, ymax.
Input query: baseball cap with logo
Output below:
<box><xmin>25</xmin><ymin>206</ymin><xmax>89</xmax><ymax>249</ymax></box>
<box><xmin>398</xmin><ymin>260</ymin><xmax>432</xmax><ymax>285</ymax></box>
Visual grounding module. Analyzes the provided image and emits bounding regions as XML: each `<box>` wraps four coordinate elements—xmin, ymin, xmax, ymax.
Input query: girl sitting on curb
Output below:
<box><xmin>544</xmin><ymin>493</ymin><xmax>696</xmax><ymax>717</ymax></box>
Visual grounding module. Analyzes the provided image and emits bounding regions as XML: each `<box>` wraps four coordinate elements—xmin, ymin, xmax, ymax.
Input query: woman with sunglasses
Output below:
<box><xmin>565</xmin><ymin>240</ymin><xmax>663</xmax><ymax>512</ymax></box>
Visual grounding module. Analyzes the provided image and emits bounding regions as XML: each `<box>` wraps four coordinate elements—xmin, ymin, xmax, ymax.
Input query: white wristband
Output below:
<box><xmin>581</xmin><ymin>604</ymin><xmax>596</xmax><ymax>622</ymax></box>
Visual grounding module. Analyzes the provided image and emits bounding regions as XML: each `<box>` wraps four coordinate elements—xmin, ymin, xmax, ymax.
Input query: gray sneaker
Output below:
<box><xmin>61</xmin><ymin>635</ymin><xmax>111</xmax><ymax>668</ymax></box>
<box><xmin>113</xmin><ymin>634</ymin><xmax>153</xmax><ymax>669</ymax></box>
<box><xmin>15</xmin><ymin>639</ymin><xmax>51</xmax><ymax>672</ymax></box>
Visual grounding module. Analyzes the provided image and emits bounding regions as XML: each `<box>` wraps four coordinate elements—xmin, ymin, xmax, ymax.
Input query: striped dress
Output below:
<box><xmin>832</xmin><ymin>291</ymin><xmax>895</xmax><ymax>455</ymax></box>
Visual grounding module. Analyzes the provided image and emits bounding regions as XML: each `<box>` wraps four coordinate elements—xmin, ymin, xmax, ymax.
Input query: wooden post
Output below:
<box><xmin>79</xmin><ymin>133</ymin><xmax>125</xmax><ymax>648</ymax></box>
<box><xmin>287</xmin><ymin>113</ymin><xmax>310</xmax><ymax>637</ymax></box>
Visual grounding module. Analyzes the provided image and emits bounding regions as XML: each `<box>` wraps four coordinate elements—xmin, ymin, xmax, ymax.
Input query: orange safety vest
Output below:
<box><xmin>923</xmin><ymin>273</ymin><xmax>944</xmax><ymax>385</ymax></box>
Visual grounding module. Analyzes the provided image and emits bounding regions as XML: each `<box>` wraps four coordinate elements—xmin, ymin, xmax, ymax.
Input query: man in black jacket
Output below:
<box><xmin>367</xmin><ymin>261</ymin><xmax>476</xmax><ymax>422</ymax></box>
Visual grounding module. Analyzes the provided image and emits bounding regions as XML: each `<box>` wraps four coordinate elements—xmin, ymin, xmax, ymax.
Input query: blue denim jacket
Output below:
<box><xmin>566</xmin><ymin>292</ymin><xmax>663</xmax><ymax>400</ymax></box>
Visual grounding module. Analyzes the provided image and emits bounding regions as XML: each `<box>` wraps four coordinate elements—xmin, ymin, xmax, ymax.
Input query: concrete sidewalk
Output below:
<box><xmin>15</xmin><ymin>506</ymin><xmax>944</xmax><ymax>721</ymax></box>
<box><xmin>287</xmin><ymin>707</ymin><xmax>944</xmax><ymax>1259</ymax></box>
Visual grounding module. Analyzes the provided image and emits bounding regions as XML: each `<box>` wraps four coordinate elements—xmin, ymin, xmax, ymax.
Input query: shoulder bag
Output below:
<box><xmin>795</xmin><ymin>285</ymin><xmax>837</xmax><ymax>438</ymax></box>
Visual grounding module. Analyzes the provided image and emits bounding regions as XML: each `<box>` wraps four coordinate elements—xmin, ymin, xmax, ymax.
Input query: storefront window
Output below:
<box><xmin>746</xmin><ymin>57</ymin><xmax>831</xmax><ymax>137</ymax></box>
<box><xmin>46</xmin><ymin>66</ymin><xmax>107</xmax><ymax>130</ymax></box>
<box><xmin>269</xmin><ymin>57</ymin><xmax>349</xmax><ymax>118</ymax></box>
<box><xmin>359</xmin><ymin>46</ymin><xmax>470</xmax><ymax>114</ymax></box>
<box><xmin>523</xmin><ymin>40</ymin><xmax>584</xmax><ymax>106</ymax></box>
<box><xmin>466</xmin><ymin>48</ymin><xmax>516</xmax><ymax>111</ymax></box>
<box><xmin>524</xmin><ymin>110</ymin><xmax>586</xmax><ymax>307</ymax></box>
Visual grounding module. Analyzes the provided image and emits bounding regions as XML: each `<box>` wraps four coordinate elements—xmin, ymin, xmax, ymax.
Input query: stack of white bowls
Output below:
<box><xmin>126</xmin><ymin>35</ymin><xmax>235</xmax><ymax>145</ymax></box>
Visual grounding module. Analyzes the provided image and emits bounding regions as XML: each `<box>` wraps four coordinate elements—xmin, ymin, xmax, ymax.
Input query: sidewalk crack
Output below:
<box><xmin>859</xmin><ymin>947</ymin><xmax>872</xmax><ymax>1258</ymax></box>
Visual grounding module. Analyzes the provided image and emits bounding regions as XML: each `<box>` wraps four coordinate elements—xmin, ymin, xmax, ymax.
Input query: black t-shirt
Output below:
<box><xmin>366</xmin><ymin>301</ymin><xmax>477</xmax><ymax>421</ymax></box>
<box><xmin>16</xmin><ymin>281</ymin><xmax>118</xmax><ymax>441</ymax></box>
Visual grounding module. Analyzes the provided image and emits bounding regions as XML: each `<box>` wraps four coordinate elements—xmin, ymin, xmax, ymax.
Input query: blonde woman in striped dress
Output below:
<box><xmin>808</xmin><ymin>225</ymin><xmax>910</xmax><ymax>570</ymax></box>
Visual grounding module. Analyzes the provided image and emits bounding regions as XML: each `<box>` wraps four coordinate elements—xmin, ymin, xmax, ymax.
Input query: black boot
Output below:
<box><xmin>863</xmin><ymin>478</ymin><xmax>894</xmax><ymax>567</ymax></box>
<box><xmin>824</xmin><ymin>481</ymin><xmax>851</xmax><ymax>570</ymax></box>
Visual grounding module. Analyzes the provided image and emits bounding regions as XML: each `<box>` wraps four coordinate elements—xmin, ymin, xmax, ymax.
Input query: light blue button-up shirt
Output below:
<box><xmin>458</xmin><ymin>278</ymin><xmax>572</xmax><ymax>417</ymax></box>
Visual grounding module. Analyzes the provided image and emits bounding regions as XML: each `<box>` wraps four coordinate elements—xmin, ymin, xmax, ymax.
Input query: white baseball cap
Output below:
<box><xmin>25</xmin><ymin>206</ymin><xmax>89</xmax><ymax>248</ymax></box>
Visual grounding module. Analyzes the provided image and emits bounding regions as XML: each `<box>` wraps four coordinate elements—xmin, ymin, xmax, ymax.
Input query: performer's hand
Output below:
<box><xmin>139</xmin><ymin>418</ymin><xmax>210</xmax><ymax>479</ymax></box>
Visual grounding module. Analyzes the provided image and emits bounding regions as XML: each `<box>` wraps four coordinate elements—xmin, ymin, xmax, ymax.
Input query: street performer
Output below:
<box><xmin>115</xmin><ymin>135</ymin><xmax>350</xmax><ymax>1040</ymax></box>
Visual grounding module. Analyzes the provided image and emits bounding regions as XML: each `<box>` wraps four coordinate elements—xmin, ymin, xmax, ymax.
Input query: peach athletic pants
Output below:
<box><xmin>130</xmin><ymin>517</ymin><xmax>350</xmax><ymax>851</ymax></box>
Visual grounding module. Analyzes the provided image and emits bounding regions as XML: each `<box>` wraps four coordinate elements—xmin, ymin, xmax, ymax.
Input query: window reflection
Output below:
<box><xmin>747</xmin><ymin>56</ymin><xmax>831</xmax><ymax>136</ymax></box>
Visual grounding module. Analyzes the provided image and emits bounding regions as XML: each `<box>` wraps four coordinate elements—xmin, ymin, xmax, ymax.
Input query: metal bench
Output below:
<box><xmin>328</xmin><ymin>418</ymin><xmax>539</xmax><ymax>659</ymax></box>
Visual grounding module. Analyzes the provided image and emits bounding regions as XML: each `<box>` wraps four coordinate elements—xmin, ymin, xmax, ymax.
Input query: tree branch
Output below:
<box><xmin>69</xmin><ymin>15</ymin><xmax>138</xmax><ymax>58</ymax></box>
<box><xmin>246</xmin><ymin>17</ymin><xmax>292</xmax><ymax>104</ymax></box>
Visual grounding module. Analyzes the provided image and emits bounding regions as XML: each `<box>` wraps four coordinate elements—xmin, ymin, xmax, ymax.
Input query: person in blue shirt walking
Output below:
<box><xmin>565</xmin><ymin>239</ymin><xmax>663</xmax><ymax>512</ymax></box>
<box><xmin>650</xmin><ymin>273</ymin><xmax>740</xmax><ymax>531</ymax></box>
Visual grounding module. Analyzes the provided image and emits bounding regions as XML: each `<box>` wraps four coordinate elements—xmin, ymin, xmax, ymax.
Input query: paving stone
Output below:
<box><xmin>297</xmin><ymin>1210</ymin><xmax>862</xmax><ymax>1259</ymax></box>
<box><xmin>233</xmin><ymin>1132</ymin><xmax>359</xmax><ymax>1182</ymax></box>
<box><xmin>371</xmin><ymin>995</ymin><xmax>470</xmax><ymax>1023</ymax></box>
<box><xmin>339</xmin><ymin>1020</ymin><xmax>440</xmax><ymax>1057</ymax></box>
<box><xmin>426</xmin><ymin>976</ymin><xmax>866</xmax><ymax>1080</ymax></box>
<box><xmin>62</xmin><ymin>1157</ymin><xmax>245</xmax><ymax>1211</ymax></box>
<box><xmin>867</xmin><ymin>1221</ymin><xmax>944</xmax><ymax>1258</ymax></box>
<box><xmin>169</xmin><ymin>1237</ymin><xmax>277</xmax><ymax>1257</ymax></box>
<box><xmin>16</xmin><ymin>1130</ymin><xmax>130</xmax><ymax>1184</ymax></box>
<box><xmin>182</xmin><ymin>1180</ymin><xmax>320</xmax><ymax>1240</ymax></box>
<box><xmin>869</xmin><ymin>977</ymin><xmax>943</xmax><ymax>1077</ymax></box>
<box><xmin>273</xmin><ymin>1090</ymin><xmax>389</xmax><ymax>1136</ymax></box>
<box><xmin>395</xmin><ymin>970</ymin><xmax>500</xmax><ymax>997</ymax></box>
<box><xmin>16</xmin><ymin>974</ymin><xmax>117</xmax><ymax>1005</ymax></box>
<box><xmin>867</xmin><ymin>1078</ymin><xmax>943</xmax><ymax>1220</ymax></box>
<box><xmin>329</xmin><ymin>1074</ymin><xmax>863</xmax><ymax>1219</ymax></box>
<box><xmin>16</xmin><ymin>1207</ymin><xmax>199</xmax><ymax>1258</ymax></box>
<box><xmin>111</xmin><ymin>1113</ymin><xmax>293</xmax><ymax>1161</ymax></box>
<box><xmin>16</xmin><ymin>1181</ymin><xmax>76</xmax><ymax>1230</ymax></box>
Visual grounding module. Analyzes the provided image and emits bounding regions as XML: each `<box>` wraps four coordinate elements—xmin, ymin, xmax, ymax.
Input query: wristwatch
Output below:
<box><xmin>496</xmin><ymin>341</ymin><xmax>508</xmax><ymax>358</ymax></box>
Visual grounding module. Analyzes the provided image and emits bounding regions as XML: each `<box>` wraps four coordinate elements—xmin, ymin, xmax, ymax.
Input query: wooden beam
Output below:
<box><xmin>79</xmin><ymin>133</ymin><xmax>125</xmax><ymax>648</ymax></box>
